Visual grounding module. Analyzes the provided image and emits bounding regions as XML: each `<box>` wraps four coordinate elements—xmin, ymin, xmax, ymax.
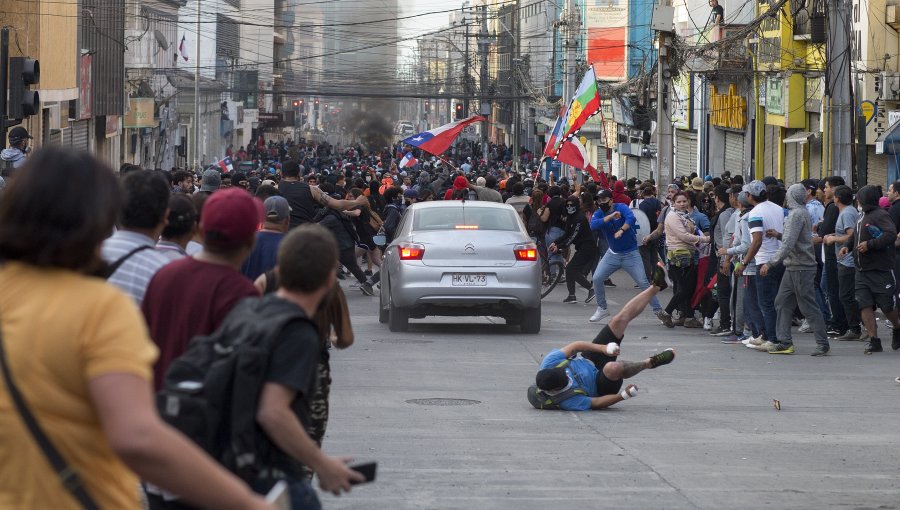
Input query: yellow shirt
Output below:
<box><xmin>0</xmin><ymin>262</ymin><xmax>159</xmax><ymax>509</ymax></box>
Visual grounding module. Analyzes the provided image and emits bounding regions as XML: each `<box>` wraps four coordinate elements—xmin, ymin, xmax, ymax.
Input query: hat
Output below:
<box><xmin>476</xmin><ymin>176</ymin><xmax>486</xmax><ymax>187</ymax></box>
<box><xmin>761</xmin><ymin>176</ymin><xmax>779</xmax><ymax>187</ymax></box>
<box><xmin>745</xmin><ymin>180</ymin><xmax>766</xmax><ymax>198</ymax></box>
<box><xmin>264</xmin><ymin>195</ymin><xmax>291</xmax><ymax>222</ymax></box>
<box><xmin>403</xmin><ymin>188</ymin><xmax>419</xmax><ymax>199</ymax></box>
<box><xmin>453</xmin><ymin>175</ymin><xmax>469</xmax><ymax>189</ymax></box>
<box><xmin>261</xmin><ymin>179</ymin><xmax>276</xmax><ymax>187</ymax></box>
<box><xmin>201</xmin><ymin>188</ymin><xmax>264</xmax><ymax>248</ymax></box>
<box><xmin>199</xmin><ymin>169</ymin><xmax>222</xmax><ymax>192</ymax></box>
<box><xmin>690</xmin><ymin>177</ymin><xmax>704</xmax><ymax>191</ymax></box>
<box><xmin>8</xmin><ymin>126</ymin><xmax>32</xmax><ymax>144</ymax></box>
<box><xmin>704</xmin><ymin>175</ymin><xmax>712</xmax><ymax>181</ymax></box>
<box><xmin>597</xmin><ymin>188</ymin><xmax>613</xmax><ymax>200</ymax></box>
<box><xmin>800</xmin><ymin>178</ymin><xmax>819</xmax><ymax>192</ymax></box>
<box><xmin>879</xmin><ymin>196</ymin><xmax>891</xmax><ymax>209</ymax></box>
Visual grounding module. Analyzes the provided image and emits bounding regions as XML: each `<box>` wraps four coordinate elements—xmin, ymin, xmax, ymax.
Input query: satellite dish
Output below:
<box><xmin>153</xmin><ymin>30</ymin><xmax>169</xmax><ymax>51</ymax></box>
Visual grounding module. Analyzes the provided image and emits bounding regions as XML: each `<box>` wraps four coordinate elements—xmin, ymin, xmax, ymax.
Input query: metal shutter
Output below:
<box><xmin>638</xmin><ymin>157</ymin><xmax>651</xmax><ymax>181</ymax></box>
<box><xmin>675</xmin><ymin>130</ymin><xmax>697</xmax><ymax>177</ymax></box>
<box><xmin>784</xmin><ymin>135</ymin><xmax>800</xmax><ymax>185</ymax></box>
<box><xmin>71</xmin><ymin>120</ymin><xmax>90</xmax><ymax>151</ymax></box>
<box><xmin>724</xmin><ymin>131</ymin><xmax>745</xmax><ymax>177</ymax></box>
<box><xmin>48</xmin><ymin>129</ymin><xmax>62</xmax><ymax>146</ymax></box>
<box><xmin>808</xmin><ymin>114</ymin><xmax>822</xmax><ymax>179</ymax></box>
<box><xmin>626</xmin><ymin>156</ymin><xmax>639</xmax><ymax>179</ymax></box>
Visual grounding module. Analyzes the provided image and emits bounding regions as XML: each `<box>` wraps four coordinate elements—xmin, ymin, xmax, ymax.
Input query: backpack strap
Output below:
<box><xmin>104</xmin><ymin>245</ymin><xmax>153</xmax><ymax>279</ymax></box>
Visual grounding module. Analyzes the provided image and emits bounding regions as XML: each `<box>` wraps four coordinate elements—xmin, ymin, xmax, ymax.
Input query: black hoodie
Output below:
<box><xmin>849</xmin><ymin>185</ymin><xmax>897</xmax><ymax>272</ymax></box>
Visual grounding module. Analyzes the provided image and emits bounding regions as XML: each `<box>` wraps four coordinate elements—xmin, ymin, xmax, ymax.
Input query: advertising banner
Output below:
<box><xmin>586</xmin><ymin>0</ymin><xmax>629</xmax><ymax>81</ymax></box>
<box><xmin>124</xmin><ymin>98</ymin><xmax>156</xmax><ymax>129</ymax></box>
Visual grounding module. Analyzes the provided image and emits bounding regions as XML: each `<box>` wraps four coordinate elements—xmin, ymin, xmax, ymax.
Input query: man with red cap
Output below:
<box><xmin>141</xmin><ymin>188</ymin><xmax>263</xmax><ymax>388</ymax></box>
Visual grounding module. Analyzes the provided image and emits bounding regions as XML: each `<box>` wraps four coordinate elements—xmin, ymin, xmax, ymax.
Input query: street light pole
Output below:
<box><xmin>193</xmin><ymin>0</ymin><xmax>201</xmax><ymax>171</ymax></box>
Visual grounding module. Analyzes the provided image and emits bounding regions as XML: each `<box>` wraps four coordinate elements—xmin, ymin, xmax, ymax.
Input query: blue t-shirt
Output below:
<box><xmin>240</xmin><ymin>231</ymin><xmax>285</xmax><ymax>280</ymax></box>
<box><xmin>539</xmin><ymin>349</ymin><xmax>599</xmax><ymax>411</ymax></box>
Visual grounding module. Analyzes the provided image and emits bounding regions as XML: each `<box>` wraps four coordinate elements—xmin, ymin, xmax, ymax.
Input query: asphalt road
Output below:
<box><xmin>319</xmin><ymin>275</ymin><xmax>900</xmax><ymax>510</ymax></box>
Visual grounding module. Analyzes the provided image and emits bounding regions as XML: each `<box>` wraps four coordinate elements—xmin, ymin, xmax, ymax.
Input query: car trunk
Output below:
<box><xmin>410</xmin><ymin>230</ymin><xmax>523</xmax><ymax>268</ymax></box>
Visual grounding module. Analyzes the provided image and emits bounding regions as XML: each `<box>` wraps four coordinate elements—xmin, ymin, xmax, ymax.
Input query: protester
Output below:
<box><xmin>0</xmin><ymin>147</ymin><xmax>272</xmax><ymax>510</ymax></box>
<box><xmin>156</xmin><ymin>195</ymin><xmax>198</xmax><ymax>261</ymax></box>
<box><xmin>1</xmin><ymin>126</ymin><xmax>31</xmax><ymax>176</ymax></box>
<box><xmin>241</xmin><ymin>196</ymin><xmax>291</xmax><ymax>281</ymax></box>
<box><xmin>549</xmin><ymin>196</ymin><xmax>598</xmax><ymax>304</ymax></box>
<box><xmin>662</xmin><ymin>191</ymin><xmax>709</xmax><ymax>327</ymax></box>
<box><xmin>825</xmin><ymin>185</ymin><xmax>865</xmax><ymax>341</ymax></box>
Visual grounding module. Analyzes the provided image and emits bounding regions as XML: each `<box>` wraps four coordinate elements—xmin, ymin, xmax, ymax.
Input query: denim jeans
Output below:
<box><xmin>545</xmin><ymin>226</ymin><xmax>565</xmax><ymax>267</ymax></box>
<box><xmin>252</xmin><ymin>478</ymin><xmax>321</xmax><ymax>510</ymax></box>
<box><xmin>814</xmin><ymin>262</ymin><xmax>831</xmax><ymax>324</ymax></box>
<box><xmin>592</xmin><ymin>249</ymin><xmax>661</xmax><ymax>312</ymax></box>
<box><xmin>743</xmin><ymin>274</ymin><xmax>764</xmax><ymax>338</ymax></box>
<box><xmin>755</xmin><ymin>264</ymin><xmax>784</xmax><ymax>342</ymax></box>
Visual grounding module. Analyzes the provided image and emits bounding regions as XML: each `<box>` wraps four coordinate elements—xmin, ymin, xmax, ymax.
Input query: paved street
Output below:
<box><xmin>321</xmin><ymin>276</ymin><xmax>900</xmax><ymax>510</ymax></box>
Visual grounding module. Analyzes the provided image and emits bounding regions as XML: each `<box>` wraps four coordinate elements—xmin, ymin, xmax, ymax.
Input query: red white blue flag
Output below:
<box><xmin>399</xmin><ymin>152</ymin><xmax>417</xmax><ymax>168</ymax></box>
<box><xmin>401</xmin><ymin>116</ymin><xmax>485</xmax><ymax>157</ymax></box>
<box><xmin>217</xmin><ymin>157</ymin><xmax>233</xmax><ymax>173</ymax></box>
<box><xmin>179</xmin><ymin>35</ymin><xmax>189</xmax><ymax>62</ymax></box>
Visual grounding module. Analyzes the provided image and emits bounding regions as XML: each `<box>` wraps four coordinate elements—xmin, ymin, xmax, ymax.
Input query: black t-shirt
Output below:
<box><xmin>279</xmin><ymin>180</ymin><xmax>318</xmax><ymax>228</ymax></box>
<box><xmin>709</xmin><ymin>4</ymin><xmax>724</xmax><ymax>25</ymax></box>
<box><xmin>638</xmin><ymin>197</ymin><xmax>662</xmax><ymax>232</ymax></box>
<box><xmin>820</xmin><ymin>201</ymin><xmax>838</xmax><ymax>236</ymax></box>
<box><xmin>546</xmin><ymin>196</ymin><xmax>566</xmax><ymax>230</ymax></box>
<box><xmin>265</xmin><ymin>317</ymin><xmax>322</xmax><ymax>478</ymax></box>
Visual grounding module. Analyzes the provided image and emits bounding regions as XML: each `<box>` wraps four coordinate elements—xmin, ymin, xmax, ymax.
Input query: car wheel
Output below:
<box><xmin>388</xmin><ymin>301</ymin><xmax>409</xmax><ymax>332</ymax></box>
<box><xmin>520</xmin><ymin>304</ymin><xmax>541</xmax><ymax>334</ymax></box>
<box><xmin>378</xmin><ymin>285</ymin><xmax>389</xmax><ymax>324</ymax></box>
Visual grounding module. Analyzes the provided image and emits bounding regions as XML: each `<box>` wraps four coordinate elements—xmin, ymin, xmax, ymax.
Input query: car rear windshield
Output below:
<box><xmin>413</xmin><ymin>206</ymin><xmax>520</xmax><ymax>231</ymax></box>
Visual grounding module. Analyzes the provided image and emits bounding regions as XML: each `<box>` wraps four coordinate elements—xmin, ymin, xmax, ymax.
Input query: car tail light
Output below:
<box><xmin>514</xmin><ymin>243</ymin><xmax>538</xmax><ymax>261</ymax></box>
<box><xmin>399</xmin><ymin>243</ymin><xmax>425</xmax><ymax>260</ymax></box>
<box><xmin>455</xmin><ymin>225</ymin><xmax>479</xmax><ymax>230</ymax></box>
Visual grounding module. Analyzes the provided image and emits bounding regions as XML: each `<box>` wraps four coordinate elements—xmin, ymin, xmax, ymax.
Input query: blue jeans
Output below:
<box><xmin>754</xmin><ymin>264</ymin><xmax>784</xmax><ymax>342</ymax></box>
<box><xmin>545</xmin><ymin>226</ymin><xmax>565</xmax><ymax>267</ymax></box>
<box><xmin>742</xmin><ymin>274</ymin><xmax>763</xmax><ymax>338</ymax></box>
<box><xmin>815</xmin><ymin>262</ymin><xmax>831</xmax><ymax>324</ymax></box>
<box><xmin>592</xmin><ymin>249</ymin><xmax>661</xmax><ymax>312</ymax></box>
<box><xmin>253</xmin><ymin>478</ymin><xmax>321</xmax><ymax>510</ymax></box>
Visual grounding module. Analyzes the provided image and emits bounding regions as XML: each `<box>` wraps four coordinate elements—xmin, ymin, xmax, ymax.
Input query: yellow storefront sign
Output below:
<box><xmin>710</xmin><ymin>84</ymin><xmax>747</xmax><ymax>130</ymax></box>
<box><xmin>124</xmin><ymin>98</ymin><xmax>156</xmax><ymax>129</ymax></box>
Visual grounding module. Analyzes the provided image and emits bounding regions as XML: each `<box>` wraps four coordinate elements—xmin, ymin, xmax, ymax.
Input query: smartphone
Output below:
<box><xmin>349</xmin><ymin>461</ymin><xmax>377</xmax><ymax>485</ymax></box>
<box><xmin>265</xmin><ymin>480</ymin><xmax>291</xmax><ymax>510</ymax></box>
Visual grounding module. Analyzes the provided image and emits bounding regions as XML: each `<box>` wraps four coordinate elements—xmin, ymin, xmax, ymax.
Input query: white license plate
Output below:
<box><xmin>452</xmin><ymin>273</ymin><xmax>487</xmax><ymax>286</ymax></box>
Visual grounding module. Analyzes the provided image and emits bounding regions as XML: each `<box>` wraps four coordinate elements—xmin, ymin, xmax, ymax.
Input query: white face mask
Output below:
<box><xmin>858</xmin><ymin>205</ymin><xmax>864</xmax><ymax>213</ymax></box>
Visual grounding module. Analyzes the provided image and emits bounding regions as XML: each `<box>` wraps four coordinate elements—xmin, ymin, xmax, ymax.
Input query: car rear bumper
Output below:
<box><xmin>390</xmin><ymin>263</ymin><xmax>541</xmax><ymax>311</ymax></box>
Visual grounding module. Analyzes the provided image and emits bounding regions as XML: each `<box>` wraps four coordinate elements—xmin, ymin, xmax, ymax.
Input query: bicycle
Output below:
<box><xmin>534</xmin><ymin>236</ymin><xmax>564</xmax><ymax>298</ymax></box>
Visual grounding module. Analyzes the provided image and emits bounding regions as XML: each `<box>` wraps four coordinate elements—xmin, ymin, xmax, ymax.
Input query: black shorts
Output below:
<box><xmin>855</xmin><ymin>269</ymin><xmax>896</xmax><ymax>312</ymax></box>
<box><xmin>583</xmin><ymin>325</ymin><xmax>624</xmax><ymax>397</ymax></box>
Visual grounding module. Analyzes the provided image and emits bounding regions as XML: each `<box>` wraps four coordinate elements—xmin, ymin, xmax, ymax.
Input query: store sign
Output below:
<box><xmin>79</xmin><ymin>54</ymin><xmax>92</xmax><ymax>120</ymax></box>
<box><xmin>860</xmin><ymin>100</ymin><xmax>877</xmax><ymax>126</ymax></box>
<box><xmin>766</xmin><ymin>77</ymin><xmax>784</xmax><ymax>115</ymax></box>
<box><xmin>124</xmin><ymin>98</ymin><xmax>156</xmax><ymax>128</ymax></box>
<box><xmin>105</xmin><ymin>115</ymin><xmax>119</xmax><ymax>138</ymax></box>
<box><xmin>709</xmin><ymin>84</ymin><xmax>747</xmax><ymax>130</ymax></box>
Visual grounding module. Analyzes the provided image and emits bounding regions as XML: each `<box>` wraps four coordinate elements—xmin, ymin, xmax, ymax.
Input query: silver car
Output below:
<box><xmin>378</xmin><ymin>200</ymin><xmax>542</xmax><ymax>333</ymax></box>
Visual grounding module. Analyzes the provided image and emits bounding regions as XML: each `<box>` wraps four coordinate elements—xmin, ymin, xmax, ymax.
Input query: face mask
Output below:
<box><xmin>566</xmin><ymin>206</ymin><xmax>577</xmax><ymax>215</ymax></box>
<box><xmin>599</xmin><ymin>202</ymin><xmax>611</xmax><ymax>212</ymax></box>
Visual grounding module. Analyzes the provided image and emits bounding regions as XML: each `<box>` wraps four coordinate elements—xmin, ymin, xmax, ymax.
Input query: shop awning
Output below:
<box><xmin>783</xmin><ymin>131</ymin><xmax>816</xmax><ymax>144</ymax></box>
<box><xmin>876</xmin><ymin>121</ymin><xmax>900</xmax><ymax>154</ymax></box>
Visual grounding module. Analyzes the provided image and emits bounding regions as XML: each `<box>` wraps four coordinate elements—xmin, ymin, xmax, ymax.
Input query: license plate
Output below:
<box><xmin>452</xmin><ymin>273</ymin><xmax>487</xmax><ymax>286</ymax></box>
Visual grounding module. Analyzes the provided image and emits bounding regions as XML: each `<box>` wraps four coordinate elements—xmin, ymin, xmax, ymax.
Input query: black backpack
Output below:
<box><xmin>526</xmin><ymin>359</ymin><xmax>588</xmax><ymax>410</ymax></box>
<box><xmin>156</xmin><ymin>296</ymin><xmax>315</xmax><ymax>482</ymax></box>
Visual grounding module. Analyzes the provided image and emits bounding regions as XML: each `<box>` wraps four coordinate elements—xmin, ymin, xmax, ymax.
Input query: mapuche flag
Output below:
<box><xmin>401</xmin><ymin>116</ymin><xmax>485</xmax><ymax>157</ymax></box>
<box><xmin>561</xmin><ymin>68</ymin><xmax>601</xmax><ymax>141</ymax></box>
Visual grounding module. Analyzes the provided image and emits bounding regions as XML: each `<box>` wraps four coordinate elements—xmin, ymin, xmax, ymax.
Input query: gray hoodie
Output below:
<box><xmin>766</xmin><ymin>183</ymin><xmax>816</xmax><ymax>271</ymax></box>
<box><xmin>0</xmin><ymin>148</ymin><xmax>26</xmax><ymax>170</ymax></box>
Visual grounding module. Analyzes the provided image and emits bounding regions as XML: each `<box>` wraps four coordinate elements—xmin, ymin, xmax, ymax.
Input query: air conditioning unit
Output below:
<box><xmin>881</xmin><ymin>72</ymin><xmax>900</xmax><ymax>101</ymax></box>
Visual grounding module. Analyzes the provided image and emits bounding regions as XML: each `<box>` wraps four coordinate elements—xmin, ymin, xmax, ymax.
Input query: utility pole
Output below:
<box><xmin>513</xmin><ymin>0</ymin><xmax>521</xmax><ymax>171</ymax></box>
<box><xmin>826</xmin><ymin>0</ymin><xmax>852</xmax><ymax>183</ymax></box>
<box><xmin>463</xmin><ymin>21</ymin><xmax>470</xmax><ymax>117</ymax></box>
<box><xmin>193</xmin><ymin>0</ymin><xmax>202</xmax><ymax>171</ymax></box>
<box><xmin>1</xmin><ymin>27</ymin><xmax>9</xmax><ymax>150</ymax></box>
<box><xmin>655</xmin><ymin>0</ymin><xmax>675</xmax><ymax>194</ymax></box>
<box><xmin>479</xmin><ymin>4</ymin><xmax>489</xmax><ymax>162</ymax></box>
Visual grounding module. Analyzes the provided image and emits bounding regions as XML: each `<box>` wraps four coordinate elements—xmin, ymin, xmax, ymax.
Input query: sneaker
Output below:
<box><xmin>792</xmin><ymin>317</ymin><xmax>802</xmax><ymax>327</ymax></box>
<box><xmin>673</xmin><ymin>317</ymin><xmax>685</xmax><ymax>327</ymax></box>
<box><xmin>721</xmin><ymin>334</ymin><xmax>744</xmax><ymax>344</ymax></box>
<box><xmin>810</xmin><ymin>344</ymin><xmax>830</xmax><ymax>356</ymax></box>
<box><xmin>747</xmin><ymin>336</ymin><xmax>766</xmax><ymax>347</ymax></box>
<box><xmin>651</xmin><ymin>262</ymin><xmax>669</xmax><ymax>291</ymax></box>
<box><xmin>703</xmin><ymin>318</ymin><xmax>713</xmax><ymax>331</ymax></box>
<box><xmin>798</xmin><ymin>319</ymin><xmax>811</xmax><ymax>333</ymax></box>
<box><xmin>709</xmin><ymin>326</ymin><xmax>732</xmax><ymax>336</ymax></box>
<box><xmin>604</xmin><ymin>279</ymin><xmax>616</xmax><ymax>288</ymax></box>
<box><xmin>348</xmin><ymin>282</ymin><xmax>362</xmax><ymax>290</ymax></box>
<box><xmin>683</xmin><ymin>318</ymin><xmax>704</xmax><ymax>328</ymax></box>
<box><xmin>649</xmin><ymin>348</ymin><xmax>676</xmax><ymax>368</ymax></box>
<box><xmin>589</xmin><ymin>307</ymin><xmax>610</xmax><ymax>322</ymax></box>
<box><xmin>835</xmin><ymin>330</ymin><xmax>864</xmax><ymax>341</ymax></box>
<box><xmin>864</xmin><ymin>338</ymin><xmax>883</xmax><ymax>354</ymax></box>
<box><xmin>656</xmin><ymin>310</ymin><xmax>674</xmax><ymax>328</ymax></box>
<box><xmin>768</xmin><ymin>342</ymin><xmax>795</xmax><ymax>354</ymax></box>
<box><xmin>364</xmin><ymin>270</ymin><xmax>373</xmax><ymax>277</ymax></box>
<box><xmin>360</xmin><ymin>282</ymin><xmax>375</xmax><ymax>296</ymax></box>
<box><xmin>895</xmin><ymin>376</ymin><xmax>900</xmax><ymax>385</ymax></box>
<box><xmin>563</xmin><ymin>295</ymin><xmax>578</xmax><ymax>304</ymax></box>
<box><xmin>752</xmin><ymin>340</ymin><xmax>777</xmax><ymax>351</ymax></box>
<box><xmin>826</xmin><ymin>327</ymin><xmax>844</xmax><ymax>337</ymax></box>
<box><xmin>892</xmin><ymin>327</ymin><xmax>900</xmax><ymax>351</ymax></box>
<box><xmin>585</xmin><ymin>289</ymin><xmax>595</xmax><ymax>303</ymax></box>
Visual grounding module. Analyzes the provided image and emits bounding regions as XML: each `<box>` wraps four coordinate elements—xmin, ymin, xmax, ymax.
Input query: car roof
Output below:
<box><xmin>408</xmin><ymin>201</ymin><xmax>515</xmax><ymax>210</ymax></box>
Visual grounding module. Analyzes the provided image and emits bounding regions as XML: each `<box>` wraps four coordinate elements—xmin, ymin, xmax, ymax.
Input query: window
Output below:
<box><xmin>413</xmin><ymin>207</ymin><xmax>521</xmax><ymax>232</ymax></box>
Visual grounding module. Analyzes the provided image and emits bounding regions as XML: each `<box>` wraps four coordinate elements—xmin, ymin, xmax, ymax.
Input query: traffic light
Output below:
<box><xmin>455</xmin><ymin>102</ymin><xmax>464</xmax><ymax>120</ymax></box>
<box><xmin>8</xmin><ymin>57</ymin><xmax>40</xmax><ymax>118</ymax></box>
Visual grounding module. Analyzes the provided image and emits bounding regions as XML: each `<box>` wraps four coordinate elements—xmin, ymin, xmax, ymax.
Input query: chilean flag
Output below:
<box><xmin>217</xmin><ymin>157</ymin><xmax>234</xmax><ymax>173</ymax></box>
<box><xmin>555</xmin><ymin>137</ymin><xmax>601</xmax><ymax>183</ymax></box>
<box><xmin>401</xmin><ymin>116</ymin><xmax>485</xmax><ymax>157</ymax></box>
<box><xmin>179</xmin><ymin>35</ymin><xmax>189</xmax><ymax>62</ymax></box>
<box><xmin>399</xmin><ymin>152</ymin><xmax>417</xmax><ymax>168</ymax></box>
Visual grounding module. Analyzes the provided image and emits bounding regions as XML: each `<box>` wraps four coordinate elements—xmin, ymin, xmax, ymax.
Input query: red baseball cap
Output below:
<box><xmin>200</xmin><ymin>188</ymin><xmax>264</xmax><ymax>248</ymax></box>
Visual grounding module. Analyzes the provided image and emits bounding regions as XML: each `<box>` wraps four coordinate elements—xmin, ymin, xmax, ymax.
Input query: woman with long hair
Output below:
<box><xmin>0</xmin><ymin>147</ymin><xmax>270</xmax><ymax>509</ymax></box>
<box><xmin>662</xmin><ymin>191</ymin><xmax>710</xmax><ymax>328</ymax></box>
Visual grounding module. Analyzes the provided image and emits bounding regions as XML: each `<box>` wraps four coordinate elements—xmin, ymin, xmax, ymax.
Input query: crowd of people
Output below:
<box><xmin>2</xmin><ymin>130</ymin><xmax>900</xmax><ymax>509</ymax></box>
